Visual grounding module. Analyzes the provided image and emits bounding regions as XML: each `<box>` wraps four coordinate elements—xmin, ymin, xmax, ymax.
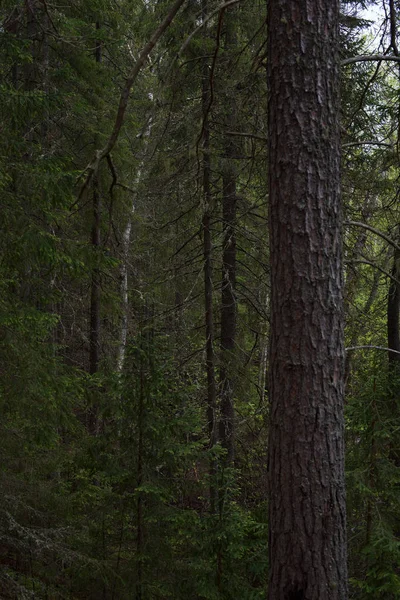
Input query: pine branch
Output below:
<box><xmin>346</xmin><ymin>345</ymin><xmax>400</xmax><ymax>356</ymax></box>
<box><xmin>342</xmin><ymin>54</ymin><xmax>400</xmax><ymax>66</ymax></box>
<box><xmin>76</xmin><ymin>0</ymin><xmax>187</xmax><ymax>200</ymax></box>
<box><xmin>344</xmin><ymin>221</ymin><xmax>400</xmax><ymax>253</ymax></box>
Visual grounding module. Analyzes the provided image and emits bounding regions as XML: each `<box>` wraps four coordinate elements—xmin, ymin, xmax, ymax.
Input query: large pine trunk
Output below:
<box><xmin>267</xmin><ymin>1</ymin><xmax>347</xmax><ymax>598</ymax></box>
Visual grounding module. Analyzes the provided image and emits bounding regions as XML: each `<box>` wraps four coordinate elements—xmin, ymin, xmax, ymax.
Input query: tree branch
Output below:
<box><xmin>225</xmin><ymin>130</ymin><xmax>267</xmax><ymax>142</ymax></box>
<box><xmin>342</xmin><ymin>140</ymin><xmax>393</xmax><ymax>149</ymax></box>
<box><xmin>344</xmin><ymin>221</ymin><xmax>400</xmax><ymax>254</ymax></box>
<box><xmin>176</xmin><ymin>0</ymin><xmax>240</xmax><ymax>59</ymax></box>
<box><xmin>346</xmin><ymin>345</ymin><xmax>400</xmax><ymax>356</ymax></box>
<box><xmin>342</xmin><ymin>54</ymin><xmax>400</xmax><ymax>66</ymax></box>
<box><xmin>225</xmin><ymin>133</ymin><xmax>392</xmax><ymax>148</ymax></box>
<box><xmin>76</xmin><ymin>0</ymin><xmax>186</xmax><ymax>200</ymax></box>
<box><xmin>345</xmin><ymin>259</ymin><xmax>400</xmax><ymax>286</ymax></box>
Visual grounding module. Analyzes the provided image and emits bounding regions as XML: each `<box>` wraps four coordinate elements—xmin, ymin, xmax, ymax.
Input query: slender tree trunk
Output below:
<box><xmin>267</xmin><ymin>1</ymin><xmax>347</xmax><ymax>598</ymax></box>
<box><xmin>365</xmin><ymin>386</ymin><xmax>377</xmax><ymax>548</ymax></box>
<box><xmin>88</xmin><ymin>24</ymin><xmax>102</xmax><ymax>434</ymax></box>
<box><xmin>387</xmin><ymin>231</ymin><xmax>400</xmax><ymax>478</ymax></box>
<box><xmin>387</xmin><ymin>236</ymin><xmax>400</xmax><ymax>371</ymax></box>
<box><xmin>202</xmin><ymin>0</ymin><xmax>218</xmax><ymax>512</ymax></box>
<box><xmin>345</xmin><ymin>266</ymin><xmax>380</xmax><ymax>388</ymax></box>
<box><xmin>117</xmin><ymin>212</ymin><xmax>133</xmax><ymax>374</ymax></box>
<box><xmin>344</xmin><ymin>195</ymin><xmax>375</xmax><ymax>384</ymax></box>
<box><xmin>219</xmin><ymin>7</ymin><xmax>237</xmax><ymax>467</ymax></box>
<box><xmin>89</xmin><ymin>178</ymin><xmax>101</xmax><ymax>377</ymax></box>
<box><xmin>258</xmin><ymin>291</ymin><xmax>270</xmax><ymax>405</ymax></box>
<box><xmin>136</xmin><ymin>350</ymin><xmax>144</xmax><ymax>600</ymax></box>
<box><xmin>117</xmin><ymin>119</ymin><xmax>152</xmax><ymax>374</ymax></box>
<box><xmin>24</xmin><ymin>0</ymin><xmax>38</xmax><ymax>92</ymax></box>
<box><xmin>387</xmin><ymin>5</ymin><xmax>400</xmax><ymax>477</ymax></box>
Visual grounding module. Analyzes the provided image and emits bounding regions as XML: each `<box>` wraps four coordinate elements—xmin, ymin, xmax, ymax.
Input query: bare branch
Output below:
<box><xmin>343</xmin><ymin>140</ymin><xmax>393</xmax><ymax>149</ymax></box>
<box><xmin>346</xmin><ymin>345</ymin><xmax>400</xmax><ymax>356</ymax></box>
<box><xmin>176</xmin><ymin>0</ymin><xmax>240</xmax><ymax>58</ymax></box>
<box><xmin>344</xmin><ymin>221</ymin><xmax>400</xmax><ymax>254</ymax></box>
<box><xmin>76</xmin><ymin>0</ymin><xmax>187</xmax><ymax>199</ymax></box>
<box><xmin>225</xmin><ymin>134</ymin><xmax>391</xmax><ymax>148</ymax></box>
<box><xmin>342</xmin><ymin>54</ymin><xmax>400</xmax><ymax>66</ymax></box>
<box><xmin>345</xmin><ymin>259</ymin><xmax>400</xmax><ymax>285</ymax></box>
<box><xmin>225</xmin><ymin>131</ymin><xmax>267</xmax><ymax>142</ymax></box>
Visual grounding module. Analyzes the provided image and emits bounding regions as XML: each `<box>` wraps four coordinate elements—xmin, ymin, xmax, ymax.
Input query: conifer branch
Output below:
<box><xmin>76</xmin><ymin>0</ymin><xmax>187</xmax><ymax>200</ymax></box>
<box><xmin>346</xmin><ymin>345</ymin><xmax>400</xmax><ymax>356</ymax></box>
<box><xmin>342</xmin><ymin>54</ymin><xmax>400</xmax><ymax>66</ymax></box>
<box><xmin>344</xmin><ymin>221</ymin><xmax>400</xmax><ymax>254</ymax></box>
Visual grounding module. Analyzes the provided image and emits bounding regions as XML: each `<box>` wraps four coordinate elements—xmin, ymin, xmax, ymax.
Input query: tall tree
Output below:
<box><xmin>267</xmin><ymin>1</ymin><xmax>347</xmax><ymax>598</ymax></box>
<box><xmin>201</xmin><ymin>0</ymin><xmax>218</xmax><ymax>512</ymax></box>
<box><xmin>219</xmin><ymin>6</ymin><xmax>238</xmax><ymax>467</ymax></box>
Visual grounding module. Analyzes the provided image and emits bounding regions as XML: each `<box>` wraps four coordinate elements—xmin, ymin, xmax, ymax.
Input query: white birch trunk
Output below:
<box><xmin>117</xmin><ymin>114</ymin><xmax>153</xmax><ymax>373</ymax></box>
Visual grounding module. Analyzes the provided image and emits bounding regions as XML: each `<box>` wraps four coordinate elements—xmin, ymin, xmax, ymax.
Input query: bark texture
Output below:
<box><xmin>267</xmin><ymin>2</ymin><xmax>347</xmax><ymax>599</ymax></box>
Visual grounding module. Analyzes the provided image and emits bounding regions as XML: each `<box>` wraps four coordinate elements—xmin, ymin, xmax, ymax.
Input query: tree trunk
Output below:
<box><xmin>202</xmin><ymin>0</ymin><xmax>218</xmax><ymax>512</ymax></box>
<box><xmin>88</xmin><ymin>24</ymin><xmax>102</xmax><ymax>434</ymax></box>
<box><xmin>219</xmin><ymin>7</ymin><xmax>237</xmax><ymax>467</ymax></box>
<box><xmin>267</xmin><ymin>1</ymin><xmax>347</xmax><ymax>598</ymax></box>
<box><xmin>136</xmin><ymin>348</ymin><xmax>144</xmax><ymax>600</ymax></box>
<box><xmin>89</xmin><ymin>179</ymin><xmax>101</xmax><ymax>377</ymax></box>
<box><xmin>387</xmin><ymin>236</ymin><xmax>400</xmax><ymax>370</ymax></box>
<box><xmin>344</xmin><ymin>195</ymin><xmax>375</xmax><ymax>385</ymax></box>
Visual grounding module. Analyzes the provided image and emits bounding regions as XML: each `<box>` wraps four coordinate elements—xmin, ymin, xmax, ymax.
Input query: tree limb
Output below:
<box><xmin>345</xmin><ymin>259</ymin><xmax>400</xmax><ymax>285</ymax></box>
<box><xmin>76</xmin><ymin>0</ymin><xmax>187</xmax><ymax>200</ymax></box>
<box><xmin>342</xmin><ymin>54</ymin><xmax>400</xmax><ymax>66</ymax></box>
<box><xmin>176</xmin><ymin>0</ymin><xmax>240</xmax><ymax>59</ymax></box>
<box><xmin>344</xmin><ymin>221</ymin><xmax>400</xmax><ymax>254</ymax></box>
<box><xmin>225</xmin><ymin>130</ymin><xmax>267</xmax><ymax>142</ymax></box>
<box><xmin>343</xmin><ymin>140</ymin><xmax>393</xmax><ymax>149</ymax></box>
<box><xmin>346</xmin><ymin>345</ymin><xmax>400</xmax><ymax>356</ymax></box>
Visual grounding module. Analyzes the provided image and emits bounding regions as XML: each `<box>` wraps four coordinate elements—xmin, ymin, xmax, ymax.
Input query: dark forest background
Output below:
<box><xmin>1</xmin><ymin>0</ymin><xmax>400</xmax><ymax>598</ymax></box>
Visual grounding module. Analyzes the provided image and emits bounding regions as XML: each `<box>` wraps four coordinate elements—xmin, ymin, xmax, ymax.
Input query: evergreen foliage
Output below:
<box><xmin>0</xmin><ymin>0</ymin><xmax>400</xmax><ymax>597</ymax></box>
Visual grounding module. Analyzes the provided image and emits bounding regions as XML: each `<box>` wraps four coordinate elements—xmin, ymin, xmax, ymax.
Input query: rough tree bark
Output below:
<box><xmin>267</xmin><ymin>1</ymin><xmax>348</xmax><ymax>599</ymax></box>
